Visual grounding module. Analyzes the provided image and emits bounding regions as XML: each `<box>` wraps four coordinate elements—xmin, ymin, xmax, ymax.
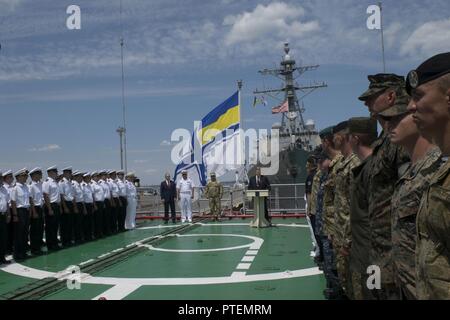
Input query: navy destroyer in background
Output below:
<box><xmin>249</xmin><ymin>43</ymin><xmax>327</xmax><ymax>184</ymax></box>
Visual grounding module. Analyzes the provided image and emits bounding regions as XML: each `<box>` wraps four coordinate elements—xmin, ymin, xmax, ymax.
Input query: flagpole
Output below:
<box><xmin>237</xmin><ymin>80</ymin><xmax>245</xmax><ymax>184</ymax></box>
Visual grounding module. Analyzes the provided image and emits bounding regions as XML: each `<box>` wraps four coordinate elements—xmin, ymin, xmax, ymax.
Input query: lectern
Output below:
<box><xmin>246</xmin><ymin>190</ymin><xmax>271</xmax><ymax>228</ymax></box>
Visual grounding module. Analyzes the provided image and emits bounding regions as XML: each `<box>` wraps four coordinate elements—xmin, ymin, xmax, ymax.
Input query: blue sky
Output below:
<box><xmin>1</xmin><ymin>0</ymin><xmax>449</xmax><ymax>184</ymax></box>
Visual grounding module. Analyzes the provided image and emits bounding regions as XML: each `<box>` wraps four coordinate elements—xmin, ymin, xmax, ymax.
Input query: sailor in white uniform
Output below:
<box><xmin>28</xmin><ymin>167</ymin><xmax>44</xmax><ymax>255</ymax></box>
<box><xmin>10</xmin><ymin>168</ymin><xmax>30</xmax><ymax>261</ymax></box>
<box><xmin>125</xmin><ymin>172</ymin><xmax>137</xmax><ymax>230</ymax></box>
<box><xmin>59</xmin><ymin>167</ymin><xmax>77</xmax><ymax>247</ymax></box>
<box><xmin>0</xmin><ymin>171</ymin><xmax>11</xmax><ymax>264</ymax></box>
<box><xmin>72</xmin><ymin>171</ymin><xmax>86</xmax><ymax>244</ymax></box>
<box><xmin>42</xmin><ymin>166</ymin><xmax>62</xmax><ymax>251</ymax></box>
<box><xmin>81</xmin><ymin>172</ymin><xmax>95</xmax><ymax>241</ymax></box>
<box><xmin>3</xmin><ymin>170</ymin><xmax>14</xmax><ymax>255</ymax></box>
<box><xmin>176</xmin><ymin>170</ymin><xmax>195</xmax><ymax>223</ymax></box>
<box><xmin>116</xmin><ymin>170</ymin><xmax>128</xmax><ymax>232</ymax></box>
<box><xmin>90</xmin><ymin>172</ymin><xmax>105</xmax><ymax>238</ymax></box>
<box><xmin>107</xmin><ymin>170</ymin><xmax>120</xmax><ymax>233</ymax></box>
<box><xmin>99</xmin><ymin>171</ymin><xmax>112</xmax><ymax>236</ymax></box>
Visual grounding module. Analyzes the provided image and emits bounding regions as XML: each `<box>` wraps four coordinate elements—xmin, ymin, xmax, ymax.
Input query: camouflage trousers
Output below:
<box><xmin>335</xmin><ymin>244</ymin><xmax>353</xmax><ymax>299</ymax></box>
<box><xmin>321</xmin><ymin>236</ymin><xmax>340</xmax><ymax>293</ymax></box>
<box><xmin>209</xmin><ymin>197</ymin><xmax>221</xmax><ymax>218</ymax></box>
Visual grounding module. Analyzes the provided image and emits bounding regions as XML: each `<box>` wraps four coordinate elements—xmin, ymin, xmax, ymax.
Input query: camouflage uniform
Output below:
<box><xmin>205</xmin><ymin>180</ymin><xmax>223</xmax><ymax>219</ymax></box>
<box><xmin>334</xmin><ymin>153</ymin><xmax>361</xmax><ymax>298</ymax></box>
<box><xmin>416</xmin><ymin>156</ymin><xmax>450</xmax><ymax>300</ymax></box>
<box><xmin>367</xmin><ymin>132</ymin><xmax>410</xmax><ymax>299</ymax></box>
<box><xmin>309</xmin><ymin>170</ymin><xmax>322</xmax><ymax>217</ymax></box>
<box><xmin>349</xmin><ymin>156</ymin><xmax>373</xmax><ymax>300</ymax></box>
<box><xmin>391</xmin><ymin>147</ymin><xmax>441</xmax><ymax>300</ymax></box>
<box><xmin>323</xmin><ymin>154</ymin><xmax>343</xmax><ymax>239</ymax></box>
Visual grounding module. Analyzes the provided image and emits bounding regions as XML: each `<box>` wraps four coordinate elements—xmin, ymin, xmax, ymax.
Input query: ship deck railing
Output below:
<box><xmin>136</xmin><ymin>183</ymin><xmax>306</xmax><ymax>220</ymax></box>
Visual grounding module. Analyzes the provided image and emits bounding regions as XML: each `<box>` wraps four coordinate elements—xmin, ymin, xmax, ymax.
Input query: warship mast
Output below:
<box><xmin>254</xmin><ymin>43</ymin><xmax>327</xmax><ymax>152</ymax></box>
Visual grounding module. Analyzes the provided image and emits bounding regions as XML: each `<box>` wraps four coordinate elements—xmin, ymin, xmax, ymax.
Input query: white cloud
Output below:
<box><xmin>400</xmin><ymin>18</ymin><xmax>450</xmax><ymax>58</ymax></box>
<box><xmin>160</xmin><ymin>140</ymin><xmax>173</xmax><ymax>146</ymax></box>
<box><xmin>224</xmin><ymin>2</ymin><xmax>319</xmax><ymax>46</ymax></box>
<box><xmin>29</xmin><ymin>144</ymin><xmax>61</xmax><ymax>152</ymax></box>
<box><xmin>144</xmin><ymin>169</ymin><xmax>158</xmax><ymax>174</ymax></box>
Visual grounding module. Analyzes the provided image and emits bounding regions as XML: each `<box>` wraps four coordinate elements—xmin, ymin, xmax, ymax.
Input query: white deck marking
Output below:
<box><xmin>139</xmin><ymin>234</ymin><xmax>263</xmax><ymax>253</ymax></box>
<box><xmin>1</xmin><ymin>223</ymin><xmax>322</xmax><ymax>300</ymax></box>
<box><xmin>241</xmin><ymin>256</ymin><xmax>255</xmax><ymax>262</ymax></box>
<box><xmin>92</xmin><ymin>284</ymin><xmax>141</xmax><ymax>301</ymax></box>
<box><xmin>79</xmin><ymin>259</ymin><xmax>94</xmax><ymax>266</ymax></box>
<box><xmin>236</xmin><ymin>263</ymin><xmax>251</xmax><ymax>270</ymax></box>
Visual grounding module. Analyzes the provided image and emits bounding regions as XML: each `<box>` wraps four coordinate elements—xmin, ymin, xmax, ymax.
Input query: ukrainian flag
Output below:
<box><xmin>199</xmin><ymin>91</ymin><xmax>240</xmax><ymax>147</ymax></box>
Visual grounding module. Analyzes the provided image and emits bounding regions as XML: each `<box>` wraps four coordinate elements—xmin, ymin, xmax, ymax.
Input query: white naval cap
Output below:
<box><xmin>2</xmin><ymin>170</ymin><xmax>13</xmax><ymax>177</ymax></box>
<box><xmin>83</xmin><ymin>172</ymin><xmax>91</xmax><ymax>178</ymax></box>
<box><xmin>126</xmin><ymin>172</ymin><xmax>135</xmax><ymax>177</ymax></box>
<box><xmin>46</xmin><ymin>165</ymin><xmax>57</xmax><ymax>172</ymax></box>
<box><xmin>117</xmin><ymin>170</ymin><xmax>124</xmax><ymax>175</ymax></box>
<box><xmin>29</xmin><ymin>167</ymin><xmax>42</xmax><ymax>175</ymax></box>
<box><xmin>91</xmin><ymin>171</ymin><xmax>98</xmax><ymax>176</ymax></box>
<box><xmin>73</xmin><ymin>170</ymin><xmax>82</xmax><ymax>176</ymax></box>
<box><xmin>62</xmin><ymin>166</ymin><xmax>72</xmax><ymax>172</ymax></box>
<box><xmin>182</xmin><ymin>170</ymin><xmax>188</xmax><ymax>174</ymax></box>
<box><xmin>14</xmin><ymin>168</ymin><xmax>29</xmax><ymax>177</ymax></box>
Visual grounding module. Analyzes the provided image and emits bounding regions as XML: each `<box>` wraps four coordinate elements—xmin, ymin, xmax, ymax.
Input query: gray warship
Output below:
<box><xmin>248</xmin><ymin>43</ymin><xmax>326</xmax><ymax>185</ymax></box>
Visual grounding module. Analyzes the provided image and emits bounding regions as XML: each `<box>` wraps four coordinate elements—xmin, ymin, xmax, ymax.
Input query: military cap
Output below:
<box><xmin>316</xmin><ymin>152</ymin><xmax>330</xmax><ymax>162</ymax></box>
<box><xmin>377</xmin><ymin>87</ymin><xmax>411</xmax><ymax>118</ymax></box>
<box><xmin>14</xmin><ymin>168</ymin><xmax>28</xmax><ymax>177</ymax></box>
<box><xmin>73</xmin><ymin>171</ymin><xmax>82</xmax><ymax>176</ymax></box>
<box><xmin>2</xmin><ymin>170</ymin><xmax>13</xmax><ymax>177</ymax></box>
<box><xmin>117</xmin><ymin>170</ymin><xmax>124</xmax><ymax>175</ymax></box>
<box><xmin>319</xmin><ymin>126</ymin><xmax>334</xmax><ymax>139</ymax></box>
<box><xmin>358</xmin><ymin>74</ymin><xmax>405</xmax><ymax>101</ymax></box>
<box><xmin>91</xmin><ymin>171</ymin><xmax>98</xmax><ymax>176</ymax></box>
<box><xmin>108</xmin><ymin>170</ymin><xmax>116</xmax><ymax>174</ymax></box>
<box><xmin>29</xmin><ymin>167</ymin><xmax>42</xmax><ymax>175</ymax></box>
<box><xmin>181</xmin><ymin>170</ymin><xmax>188</xmax><ymax>174</ymax></box>
<box><xmin>210</xmin><ymin>172</ymin><xmax>216</xmax><ymax>177</ymax></box>
<box><xmin>83</xmin><ymin>172</ymin><xmax>91</xmax><ymax>178</ymax></box>
<box><xmin>348</xmin><ymin>117</ymin><xmax>378</xmax><ymax>137</ymax></box>
<box><xmin>62</xmin><ymin>166</ymin><xmax>72</xmax><ymax>172</ymax></box>
<box><xmin>333</xmin><ymin>121</ymin><xmax>349</xmax><ymax>134</ymax></box>
<box><xmin>126</xmin><ymin>172</ymin><xmax>135</xmax><ymax>177</ymax></box>
<box><xmin>46</xmin><ymin>166</ymin><xmax>57</xmax><ymax>172</ymax></box>
<box><xmin>406</xmin><ymin>52</ymin><xmax>450</xmax><ymax>94</ymax></box>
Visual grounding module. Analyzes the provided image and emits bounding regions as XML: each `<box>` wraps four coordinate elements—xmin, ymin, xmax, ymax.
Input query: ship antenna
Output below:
<box><xmin>119</xmin><ymin>0</ymin><xmax>128</xmax><ymax>173</ymax></box>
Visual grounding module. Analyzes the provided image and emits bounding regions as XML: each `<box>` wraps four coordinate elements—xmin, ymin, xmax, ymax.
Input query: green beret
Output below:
<box><xmin>319</xmin><ymin>126</ymin><xmax>334</xmax><ymax>139</ymax></box>
<box><xmin>359</xmin><ymin>73</ymin><xmax>405</xmax><ymax>101</ymax></box>
<box><xmin>377</xmin><ymin>87</ymin><xmax>411</xmax><ymax>118</ymax></box>
<box><xmin>406</xmin><ymin>52</ymin><xmax>450</xmax><ymax>94</ymax></box>
<box><xmin>348</xmin><ymin>117</ymin><xmax>378</xmax><ymax>137</ymax></box>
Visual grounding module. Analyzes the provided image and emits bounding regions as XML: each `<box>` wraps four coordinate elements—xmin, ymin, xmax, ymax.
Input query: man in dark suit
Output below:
<box><xmin>160</xmin><ymin>173</ymin><xmax>177</xmax><ymax>224</ymax></box>
<box><xmin>248</xmin><ymin>167</ymin><xmax>271</xmax><ymax>223</ymax></box>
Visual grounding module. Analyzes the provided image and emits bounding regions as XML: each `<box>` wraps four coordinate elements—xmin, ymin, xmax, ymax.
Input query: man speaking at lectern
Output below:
<box><xmin>248</xmin><ymin>167</ymin><xmax>272</xmax><ymax>223</ymax></box>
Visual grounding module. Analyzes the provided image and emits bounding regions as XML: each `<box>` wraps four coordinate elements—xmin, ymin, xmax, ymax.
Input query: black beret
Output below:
<box><xmin>333</xmin><ymin>121</ymin><xmax>349</xmax><ymax>134</ymax></box>
<box><xmin>406</xmin><ymin>52</ymin><xmax>450</xmax><ymax>94</ymax></box>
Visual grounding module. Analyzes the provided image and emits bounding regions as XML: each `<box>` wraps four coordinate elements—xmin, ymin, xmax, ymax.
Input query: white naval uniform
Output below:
<box><xmin>125</xmin><ymin>180</ymin><xmax>137</xmax><ymax>230</ymax></box>
<box><xmin>81</xmin><ymin>182</ymin><xmax>94</xmax><ymax>204</ymax></box>
<box><xmin>0</xmin><ymin>185</ymin><xmax>9</xmax><ymax>214</ymax></box>
<box><xmin>42</xmin><ymin>177</ymin><xmax>61</xmax><ymax>204</ymax></box>
<box><xmin>10</xmin><ymin>182</ymin><xmax>30</xmax><ymax>209</ymax></box>
<box><xmin>59</xmin><ymin>178</ymin><xmax>75</xmax><ymax>202</ymax></box>
<box><xmin>176</xmin><ymin>178</ymin><xmax>195</xmax><ymax>223</ymax></box>
<box><xmin>28</xmin><ymin>181</ymin><xmax>44</xmax><ymax>207</ymax></box>
<box><xmin>91</xmin><ymin>181</ymin><xmax>105</xmax><ymax>202</ymax></box>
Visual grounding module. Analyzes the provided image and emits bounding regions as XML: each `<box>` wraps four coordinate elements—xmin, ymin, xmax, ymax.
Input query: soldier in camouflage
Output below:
<box><xmin>406</xmin><ymin>53</ymin><xmax>450</xmax><ymax>300</ymax></box>
<box><xmin>319</xmin><ymin>126</ymin><xmax>343</xmax><ymax>299</ymax></box>
<box><xmin>205</xmin><ymin>172</ymin><xmax>223</xmax><ymax>221</ymax></box>
<box><xmin>332</xmin><ymin>121</ymin><xmax>361</xmax><ymax>299</ymax></box>
<box><xmin>378</xmin><ymin>88</ymin><xmax>441</xmax><ymax>299</ymax></box>
<box><xmin>347</xmin><ymin>117</ymin><xmax>378</xmax><ymax>300</ymax></box>
<box><xmin>358</xmin><ymin>74</ymin><xmax>411</xmax><ymax>300</ymax></box>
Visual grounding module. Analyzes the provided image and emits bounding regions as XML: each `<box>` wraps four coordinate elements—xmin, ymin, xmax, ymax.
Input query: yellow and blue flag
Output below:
<box><xmin>198</xmin><ymin>91</ymin><xmax>240</xmax><ymax>148</ymax></box>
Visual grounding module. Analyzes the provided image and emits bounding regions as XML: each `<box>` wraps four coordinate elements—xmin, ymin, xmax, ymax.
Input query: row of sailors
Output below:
<box><xmin>0</xmin><ymin>166</ymin><xmax>138</xmax><ymax>263</ymax></box>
